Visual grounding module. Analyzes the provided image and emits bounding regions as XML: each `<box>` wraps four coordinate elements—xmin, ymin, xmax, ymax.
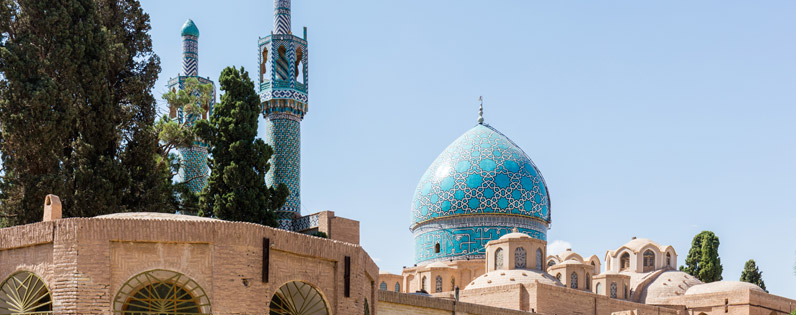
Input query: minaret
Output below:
<box><xmin>259</xmin><ymin>0</ymin><xmax>309</xmax><ymax>230</ymax></box>
<box><xmin>168</xmin><ymin>19</ymin><xmax>216</xmax><ymax>195</ymax></box>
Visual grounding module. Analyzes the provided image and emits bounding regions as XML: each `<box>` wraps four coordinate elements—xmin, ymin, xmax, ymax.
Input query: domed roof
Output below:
<box><xmin>685</xmin><ymin>281</ymin><xmax>765</xmax><ymax>296</ymax></box>
<box><xmin>465</xmin><ymin>269</ymin><xmax>562</xmax><ymax>290</ymax></box>
<box><xmin>411</xmin><ymin>124</ymin><xmax>550</xmax><ymax>227</ymax></box>
<box><xmin>637</xmin><ymin>271</ymin><xmax>702</xmax><ymax>304</ymax></box>
<box><xmin>181</xmin><ymin>19</ymin><xmax>200</xmax><ymax>37</ymax></box>
<box><xmin>499</xmin><ymin>232</ymin><xmax>533</xmax><ymax>240</ymax></box>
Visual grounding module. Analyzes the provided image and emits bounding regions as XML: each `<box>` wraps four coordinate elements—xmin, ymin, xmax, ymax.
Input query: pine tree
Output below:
<box><xmin>196</xmin><ymin>67</ymin><xmax>287</xmax><ymax>225</ymax></box>
<box><xmin>739</xmin><ymin>259</ymin><xmax>767</xmax><ymax>293</ymax></box>
<box><xmin>0</xmin><ymin>0</ymin><xmax>170</xmax><ymax>225</ymax></box>
<box><xmin>680</xmin><ymin>231</ymin><xmax>723</xmax><ymax>283</ymax></box>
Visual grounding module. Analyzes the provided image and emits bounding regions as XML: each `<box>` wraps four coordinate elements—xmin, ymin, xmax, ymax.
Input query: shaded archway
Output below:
<box><xmin>113</xmin><ymin>269</ymin><xmax>211</xmax><ymax>314</ymax></box>
<box><xmin>0</xmin><ymin>271</ymin><xmax>52</xmax><ymax>314</ymax></box>
<box><xmin>620</xmin><ymin>253</ymin><xmax>630</xmax><ymax>271</ymax></box>
<box><xmin>269</xmin><ymin>281</ymin><xmax>330</xmax><ymax>315</ymax></box>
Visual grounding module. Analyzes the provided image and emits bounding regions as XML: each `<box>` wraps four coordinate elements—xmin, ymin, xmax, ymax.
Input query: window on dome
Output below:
<box><xmin>643</xmin><ymin>250</ymin><xmax>655</xmax><ymax>272</ymax></box>
<box><xmin>379</xmin><ymin>282</ymin><xmax>387</xmax><ymax>291</ymax></box>
<box><xmin>494</xmin><ymin>248</ymin><xmax>504</xmax><ymax>270</ymax></box>
<box><xmin>434</xmin><ymin>243</ymin><xmax>440</xmax><ymax>254</ymax></box>
<box><xmin>570</xmin><ymin>272</ymin><xmax>578</xmax><ymax>289</ymax></box>
<box><xmin>548</xmin><ymin>260</ymin><xmax>556</xmax><ymax>268</ymax></box>
<box><xmin>0</xmin><ymin>271</ymin><xmax>53</xmax><ymax>314</ymax></box>
<box><xmin>620</xmin><ymin>253</ymin><xmax>630</xmax><ymax>271</ymax></box>
<box><xmin>666</xmin><ymin>252</ymin><xmax>672</xmax><ymax>267</ymax></box>
<box><xmin>536</xmin><ymin>248</ymin><xmax>543</xmax><ymax>270</ymax></box>
<box><xmin>435</xmin><ymin>276</ymin><xmax>442</xmax><ymax>293</ymax></box>
<box><xmin>610</xmin><ymin>282</ymin><xmax>617</xmax><ymax>298</ymax></box>
<box><xmin>515</xmin><ymin>247</ymin><xmax>526</xmax><ymax>269</ymax></box>
<box><xmin>586</xmin><ymin>273</ymin><xmax>591</xmax><ymax>290</ymax></box>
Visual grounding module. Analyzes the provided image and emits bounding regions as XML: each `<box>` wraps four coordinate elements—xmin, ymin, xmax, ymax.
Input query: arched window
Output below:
<box><xmin>556</xmin><ymin>273</ymin><xmax>562</xmax><ymax>281</ymax></box>
<box><xmin>515</xmin><ymin>247</ymin><xmax>527</xmax><ymax>269</ymax></box>
<box><xmin>536</xmin><ymin>248</ymin><xmax>543</xmax><ymax>270</ymax></box>
<box><xmin>0</xmin><ymin>271</ymin><xmax>52</xmax><ymax>314</ymax></box>
<box><xmin>610</xmin><ymin>282</ymin><xmax>617</xmax><ymax>298</ymax></box>
<box><xmin>260</xmin><ymin>47</ymin><xmax>269</xmax><ymax>83</ymax></box>
<box><xmin>294</xmin><ymin>47</ymin><xmax>305</xmax><ymax>84</ymax></box>
<box><xmin>435</xmin><ymin>276</ymin><xmax>443</xmax><ymax>293</ymax></box>
<box><xmin>494</xmin><ymin>248</ymin><xmax>504</xmax><ymax>270</ymax></box>
<box><xmin>620</xmin><ymin>253</ymin><xmax>630</xmax><ymax>271</ymax></box>
<box><xmin>591</xmin><ymin>261</ymin><xmax>597</xmax><ymax>273</ymax></box>
<box><xmin>548</xmin><ymin>260</ymin><xmax>556</xmax><ymax>267</ymax></box>
<box><xmin>434</xmin><ymin>243</ymin><xmax>441</xmax><ymax>254</ymax></box>
<box><xmin>624</xmin><ymin>285</ymin><xmax>628</xmax><ymax>299</ymax></box>
<box><xmin>394</xmin><ymin>282</ymin><xmax>400</xmax><ymax>292</ymax></box>
<box><xmin>586</xmin><ymin>273</ymin><xmax>591</xmax><ymax>290</ymax></box>
<box><xmin>450</xmin><ymin>277</ymin><xmax>455</xmax><ymax>291</ymax></box>
<box><xmin>421</xmin><ymin>276</ymin><xmax>428</xmax><ymax>292</ymax></box>
<box><xmin>643</xmin><ymin>250</ymin><xmax>655</xmax><ymax>272</ymax></box>
<box><xmin>275</xmin><ymin>45</ymin><xmax>289</xmax><ymax>80</ymax></box>
<box><xmin>570</xmin><ymin>272</ymin><xmax>578</xmax><ymax>289</ymax></box>
<box><xmin>379</xmin><ymin>281</ymin><xmax>387</xmax><ymax>291</ymax></box>
<box><xmin>666</xmin><ymin>252</ymin><xmax>672</xmax><ymax>267</ymax></box>
<box><xmin>270</xmin><ymin>281</ymin><xmax>330</xmax><ymax>315</ymax></box>
<box><xmin>596</xmin><ymin>282</ymin><xmax>603</xmax><ymax>295</ymax></box>
<box><xmin>113</xmin><ymin>269</ymin><xmax>211</xmax><ymax>314</ymax></box>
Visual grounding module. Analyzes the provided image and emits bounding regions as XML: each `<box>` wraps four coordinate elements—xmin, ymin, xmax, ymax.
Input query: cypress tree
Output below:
<box><xmin>0</xmin><ymin>0</ymin><xmax>170</xmax><ymax>225</ymax></box>
<box><xmin>680</xmin><ymin>231</ymin><xmax>723</xmax><ymax>283</ymax></box>
<box><xmin>739</xmin><ymin>259</ymin><xmax>767</xmax><ymax>293</ymax></box>
<box><xmin>196</xmin><ymin>67</ymin><xmax>287</xmax><ymax>225</ymax></box>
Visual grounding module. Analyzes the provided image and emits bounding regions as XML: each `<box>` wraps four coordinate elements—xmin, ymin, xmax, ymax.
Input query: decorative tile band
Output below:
<box><xmin>265</xmin><ymin>117</ymin><xmax>301</xmax><ymax>217</ymax></box>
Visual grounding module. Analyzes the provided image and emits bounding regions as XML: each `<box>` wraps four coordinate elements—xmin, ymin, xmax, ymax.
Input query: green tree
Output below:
<box><xmin>0</xmin><ymin>0</ymin><xmax>170</xmax><ymax>225</ymax></box>
<box><xmin>195</xmin><ymin>67</ymin><xmax>287</xmax><ymax>225</ymax></box>
<box><xmin>739</xmin><ymin>259</ymin><xmax>767</xmax><ymax>293</ymax></box>
<box><xmin>680</xmin><ymin>231</ymin><xmax>723</xmax><ymax>283</ymax></box>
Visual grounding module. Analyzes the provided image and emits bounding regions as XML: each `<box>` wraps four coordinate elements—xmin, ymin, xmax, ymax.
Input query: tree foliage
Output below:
<box><xmin>0</xmin><ymin>0</ymin><xmax>171</xmax><ymax>225</ymax></box>
<box><xmin>196</xmin><ymin>67</ymin><xmax>287</xmax><ymax>225</ymax></box>
<box><xmin>739</xmin><ymin>259</ymin><xmax>767</xmax><ymax>293</ymax></box>
<box><xmin>680</xmin><ymin>231</ymin><xmax>723</xmax><ymax>283</ymax></box>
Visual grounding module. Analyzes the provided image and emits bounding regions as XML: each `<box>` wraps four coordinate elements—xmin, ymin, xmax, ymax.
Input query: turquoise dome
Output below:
<box><xmin>411</xmin><ymin>124</ymin><xmax>551</xmax><ymax>227</ymax></box>
<box><xmin>411</xmin><ymin>124</ymin><xmax>551</xmax><ymax>264</ymax></box>
<box><xmin>181</xmin><ymin>19</ymin><xmax>200</xmax><ymax>37</ymax></box>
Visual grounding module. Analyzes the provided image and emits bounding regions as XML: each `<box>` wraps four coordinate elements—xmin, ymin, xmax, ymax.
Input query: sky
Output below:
<box><xmin>140</xmin><ymin>0</ymin><xmax>796</xmax><ymax>297</ymax></box>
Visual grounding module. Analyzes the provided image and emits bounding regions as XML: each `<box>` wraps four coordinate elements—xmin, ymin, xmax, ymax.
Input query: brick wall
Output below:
<box><xmin>378</xmin><ymin>290</ymin><xmax>531</xmax><ymax>315</ymax></box>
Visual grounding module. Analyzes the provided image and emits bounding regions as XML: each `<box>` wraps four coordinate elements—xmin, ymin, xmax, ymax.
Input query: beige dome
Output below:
<box><xmin>685</xmin><ymin>281</ymin><xmax>765</xmax><ymax>296</ymax></box>
<box><xmin>499</xmin><ymin>232</ymin><xmax>533</xmax><ymax>240</ymax></box>
<box><xmin>424</xmin><ymin>261</ymin><xmax>451</xmax><ymax>269</ymax></box>
<box><xmin>637</xmin><ymin>271</ymin><xmax>702</xmax><ymax>304</ymax></box>
<box><xmin>95</xmin><ymin>212</ymin><xmax>220</xmax><ymax>222</ymax></box>
<box><xmin>465</xmin><ymin>269</ymin><xmax>563</xmax><ymax>290</ymax></box>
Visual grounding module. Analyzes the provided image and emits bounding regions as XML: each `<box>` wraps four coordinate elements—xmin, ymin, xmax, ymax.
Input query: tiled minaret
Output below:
<box><xmin>168</xmin><ymin>19</ymin><xmax>216</xmax><ymax>194</ymax></box>
<box><xmin>259</xmin><ymin>0</ymin><xmax>309</xmax><ymax>230</ymax></box>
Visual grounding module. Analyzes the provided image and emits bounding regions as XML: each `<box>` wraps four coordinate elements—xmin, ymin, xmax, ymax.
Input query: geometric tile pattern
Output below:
<box><xmin>412</xmin><ymin>215</ymin><xmax>547</xmax><ymax>264</ymax></box>
<box><xmin>179</xmin><ymin>146</ymin><xmax>209</xmax><ymax>193</ymax></box>
<box><xmin>259</xmin><ymin>0</ymin><xmax>310</xmax><ymax>231</ymax></box>
<box><xmin>411</xmin><ymin>124</ymin><xmax>551</xmax><ymax>226</ymax></box>
<box><xmin>411</xmin><ymin>124</ymin><xmax>551</xmax><ymax>264</ymax></box>
<box><xmin>182</xmin><ymin>35</ymin><xmax>198</xmax><ymax>76</ymax></box>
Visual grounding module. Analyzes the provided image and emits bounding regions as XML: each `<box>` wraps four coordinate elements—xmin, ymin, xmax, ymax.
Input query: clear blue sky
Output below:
<box><xmin>140</xmin><ymin>0</ymin><xmax>796</xmax><ymax>297</ymax></box>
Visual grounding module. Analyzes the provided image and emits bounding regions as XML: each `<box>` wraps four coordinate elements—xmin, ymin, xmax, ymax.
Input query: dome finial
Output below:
<box><xmin>478</xmin><ymin>96</ymin><xmax>484</xmax><ymax>124</ymax></box>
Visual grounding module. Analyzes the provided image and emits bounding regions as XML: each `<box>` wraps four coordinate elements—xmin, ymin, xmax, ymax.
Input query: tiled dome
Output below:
<box><xmin>411</xmin><ymin>124</ymin><xmax>550</xmax><ymax>226</ymax></box>
<box><xmin>181</xmin><ymin>19</ymin><xmax>200</xmax><ymax>37</ymax></box>
<box><xmin>411</xmin><ymin>124</ymin><xmax>550</xmax><ymax>264</ymax></box>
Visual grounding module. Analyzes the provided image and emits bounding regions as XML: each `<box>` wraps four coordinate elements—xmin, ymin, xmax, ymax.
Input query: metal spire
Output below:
<box><xmin>478</xmin><ymin>96</ymin><xmax>484</xmax><ymax>125</ymax></box>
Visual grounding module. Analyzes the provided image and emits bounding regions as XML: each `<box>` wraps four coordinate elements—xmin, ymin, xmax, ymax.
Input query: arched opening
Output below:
<box><xmin>556</xmin><ymin>273</ymin><xmax>562</xmax><ymax>281</ymax></box>
<box><xmin>548</xmin><ymin>260</ymin><xmax>556</xmax><ymax>267</ymax></box>
<box><xmin>596</xmin><ymin>282</ymin><xmax>603</xmax><ymax>295</ymax></box>
<box><xmin>269</xmin><ymin>281</ymin><xmax>330</xmax><ymax>315</ymax></box>
<box><xmin>434</xmin><ymin>243</ymin><xmax>440</xmax><ymax>254</ymax></box>
<box><xmin>435</xmin><ymin>276</ymin><xmax>443</xmax><ymax>293</ymax></box>
<box><xmin>624</xmin><ymin>285</ymin><xmax>628</xmax><ymax>299</ymax></box>
<box><xmin>494</xmin><ymin>248</ymin><xmax>504</xmax><ymax>270</ymax></box>
<box><xmin>643</xmin><ymin>250</ymin><xmax>655</xmax><ymax>272</ymax></box>
<box><xmin>294</xmin><ymin>47</ymin><xmax>304</xmax><ymax>85</ymax></box>
<box><xmin>394</xmin><ymin>282</ymin><xmax>400</xmax><ymax>292</ymax></box>
<box><xmin>421</xmin><ymin>276</ymin><xmax>428</xmax><ymax>292</ymax></box>
<box><xmin>276</xmin><ymin>45</ymin><xmax>289</xmax><ymax>81</ymax></box>
<box><xmin>536</xmin><ymin>248</ymin><xmax>543</xmax><ymax>270</ymax></box>
<box><xmin>591</xmin><ymin>260</ymin><xmax>597</xmax><ymax>273</ymax></box>
<box><xmin>379</xmin><ymin>281</ymin><xmax>387</xmax><ymax>291</ymax></box>
<box><xmin>450</xmin><ymin>277</ymin><xmax>455</xmax><ymax>291</ymax></box>
<box><xmin>586</xmin><ymin>273</ymin><xmax>591</xmax><ymax>290</ymax></box>
<box><xmin>610</xmin><ymin>282</ymin><xmax>617</xmax><ymax>298</ymax></box>
<box><xmin>113</xmin><ymin>269</ymin><xmax>211</xmax><ymax>314</ymax></box>
<box><xmin>570</xmin><ymin>272</ymin><xmax>578</xmax><ymax>289</ymax></box>
<box><xmin>260</xmin><ymin>46</ymin><xmax>269</xmax><ymax>83</ymax></box>
<box><xmin>515</xmin><ymin>247</ymin><xmax>527</xmax><ymax>269</ymax></box>
<box><xmin>0</xmin><ymin>271</ymin><xmax>52</xmax><ymax>314</ymax></box>
<box><xmin>620</xmin><ymin>252</ymin><xmax>630</xmax><ymax>271</ymax></box>
<box><xmin>666</xmin><ymin>252</ymin><xmax>672</xmax><ymax>267</ymax></box>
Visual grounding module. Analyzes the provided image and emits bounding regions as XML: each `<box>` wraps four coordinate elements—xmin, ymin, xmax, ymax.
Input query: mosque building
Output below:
<box><xmin>0</xmin><ymin>1</ymin><xmax>794</xmax><ymax>315</ymax></box>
